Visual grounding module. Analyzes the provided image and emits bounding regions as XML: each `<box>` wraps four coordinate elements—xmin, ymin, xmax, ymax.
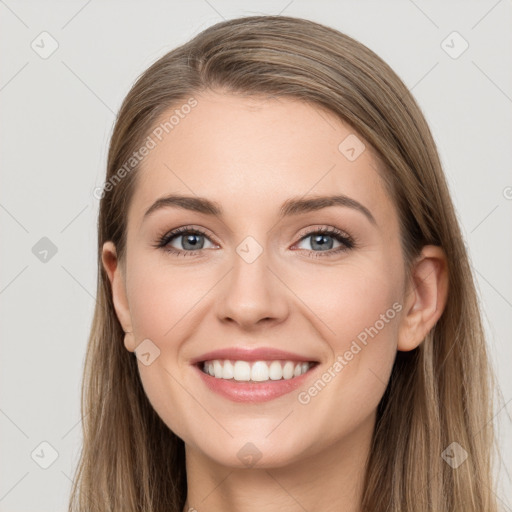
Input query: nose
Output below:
<box><xmin>215</xmin><ymin>245</ymin><xmax>290</xmax><ymax>330</ymax></box>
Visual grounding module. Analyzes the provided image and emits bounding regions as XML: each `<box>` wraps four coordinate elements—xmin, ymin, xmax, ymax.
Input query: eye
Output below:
<box><xmin>155</xmin><ymin>225</ymin><xmax>356</xmax><ymax>258</ymax></box>
<box><xmin>156</xmin><ymin>226</ymin><xmax>217</xmax><ymax>257</ymax></box>
<box><xmin>293</xmin><ymin>227</ymin><xmax>355</xmax><ymax>258</ymax></box>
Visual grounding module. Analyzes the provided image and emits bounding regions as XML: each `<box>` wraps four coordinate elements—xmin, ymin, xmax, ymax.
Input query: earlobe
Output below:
<box><xmin>123</xmin><ymin>331</ymin><xmax>137</xmax><ymax>353</ymax></box>
<box><xmin>397</xmin><ymin>245</ymin><xmax>449</xmax><ymax>352</ymax></box>
<box><xmin>101</xmin><ymin>241</ymin><xmax>135</xmax><ymax>352</ymax></box>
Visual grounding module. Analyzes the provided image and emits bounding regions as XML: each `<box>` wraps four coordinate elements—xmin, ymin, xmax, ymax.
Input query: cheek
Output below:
<box><xmin>123</xmin><ymin>254</ymin><xmax>209</xmax><ymax>439</ymax></box>
<box><xmin>293</xmin><ymin>261</ymin><xmax>401</xmax><ymax>344</ymax></box>
<box><xmin>290</xmin><ymin>259</ymin><xmax>402</xmax><ymax>402</ymax></box>
<box><xmin>289</xmin><ymin>269</ymin><xmax>401</xmax><ymax>435</ymax></box>
<box><xmin>125</xmin><ymin>254</ymin><xmax>210</xmax><ymax>342</ymax></box>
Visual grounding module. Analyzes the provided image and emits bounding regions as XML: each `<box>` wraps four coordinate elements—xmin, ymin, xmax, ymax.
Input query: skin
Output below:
<box><xmin>102</xmin><ymin>90</ymin><xmax>448</xmax><ymax>512</ymax></box>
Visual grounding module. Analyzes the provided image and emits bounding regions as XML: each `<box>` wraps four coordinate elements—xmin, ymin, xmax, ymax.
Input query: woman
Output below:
<box><xmin>68</xmin><ymin>15</ymin><xmax>501</xmax><ymax>512</ymax></box>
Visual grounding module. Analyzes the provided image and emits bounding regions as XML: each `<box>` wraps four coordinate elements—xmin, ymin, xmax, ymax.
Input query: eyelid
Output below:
<box><xmin>156</xmin><ymin>225</ymin><xmax>219</xmax><ymax>247</ymax></box>
<box><xmin>295</xmin><ymin>225</ymin><xmax>353</xmax><ymax>242</ymax></box>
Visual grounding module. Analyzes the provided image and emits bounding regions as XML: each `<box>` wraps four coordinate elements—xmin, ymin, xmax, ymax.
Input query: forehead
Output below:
<box><xmin>128</xmin><ymin>91</ymin><xmax>395</xmax><ymax>229</ymax></box>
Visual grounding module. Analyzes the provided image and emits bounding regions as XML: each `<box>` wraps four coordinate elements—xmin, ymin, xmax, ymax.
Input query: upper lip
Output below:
<box><xmin>190</xmin><ymin>346</ymin><xmax>319</xmax><ymax>365</ymax></box>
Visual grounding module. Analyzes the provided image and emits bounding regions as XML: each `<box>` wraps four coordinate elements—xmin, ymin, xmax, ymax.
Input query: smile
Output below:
<box><xmin>200</xmin><ymin>359</ymin><xmax>317</xmax><ymax>382</ymax></box>
<box><xmin>194</xmin><ymin>359</ymin><xmax>320</xmax><ymax>403</ymax></box>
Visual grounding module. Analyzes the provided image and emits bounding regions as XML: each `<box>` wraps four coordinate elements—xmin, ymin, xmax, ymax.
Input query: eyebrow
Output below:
<box><xmin>143</xmin><ymin>193</ymin><xmax>376</xmax><ymax>226</ymax></box>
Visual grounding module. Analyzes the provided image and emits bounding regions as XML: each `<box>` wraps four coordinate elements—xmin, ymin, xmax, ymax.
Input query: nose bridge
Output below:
<box><xmin>215</xmin><ymin>234</ymin><xmax>289</xmax><ymax>327</ymax></box>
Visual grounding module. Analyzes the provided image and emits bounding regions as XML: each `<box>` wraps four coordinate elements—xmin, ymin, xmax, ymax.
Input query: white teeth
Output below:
<box><xmin>201</xmin><ymin>359</ymin><xmax>314</xmax><ymax>381</ymax></box>
<box><xmin>251</xmin><ymin>361</ymin><xmax>269</xmax><ymax>382</ymax></box>
<box><xmin>213</xmin><ymin>360</ymin><xmax>223</xmax><ymax>378</ymax></box>
<box><xmin>222</xmin><ymin>360</ymin><xmax>234</xmax><ymax>379</ymax></box>
<box><xmin>282</xmin><ymin>361</ymin><xmax>295</xmax><ymax>379</ymax></box>
<box><xmin>233</xmin><ymin>361</ymin><xmax>250</xmax><ymax>381</ymax></box>
<box><xmin>269</xmin><ymin>361</ymin><xmax>283</xmax><ymax>380</ymax></box>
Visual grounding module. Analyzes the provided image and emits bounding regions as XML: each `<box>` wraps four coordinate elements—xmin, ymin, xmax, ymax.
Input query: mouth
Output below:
<box><xmin>190</xmin><ymin>346</ymin><xmax>321</xmax><ymax>402</ymax></box>
<box><xmin>196</xmin><ymin>359</ymin><xmax>320</xmax><ymax>382</ymax></box>
<box><xmin>193</xmin><ymin>358</ymin><xmax>321</xmax><ymax>403</ymax></box>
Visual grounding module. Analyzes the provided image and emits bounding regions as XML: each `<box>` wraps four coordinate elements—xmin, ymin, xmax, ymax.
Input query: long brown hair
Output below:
<box><xmin>68</xmin><ymin>15</ymin><xmax>502</xmax><ymax>511</ymax></box>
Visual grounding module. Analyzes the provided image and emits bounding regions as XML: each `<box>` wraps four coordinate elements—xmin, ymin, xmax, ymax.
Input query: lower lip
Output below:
<box><xmin>193</xmin><ymin>363</ymin><xmax>320</xmax><ymax>403</ymax></box>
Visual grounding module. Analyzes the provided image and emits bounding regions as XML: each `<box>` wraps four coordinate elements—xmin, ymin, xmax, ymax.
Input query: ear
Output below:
<box><xmin>101</xmin><ymin>241</ymin><xmax>136</xmax><ymax>352</ymax></box>
<box><xmin>397</xmin><ymin>245</ymin><xmax>449</xmax><ymax>352</ymax></box>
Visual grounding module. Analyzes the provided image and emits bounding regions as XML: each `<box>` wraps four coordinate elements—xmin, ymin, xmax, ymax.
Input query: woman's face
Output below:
<box><xmin>106</xmin><ymin>90</ymin><xmax>411</xmax><ymax>468</ymax></box>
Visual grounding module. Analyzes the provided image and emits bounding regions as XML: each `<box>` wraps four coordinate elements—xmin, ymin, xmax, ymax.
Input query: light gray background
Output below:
<box><xmin>1</xmin><ymin>1</ymin><xmax>511</xmax><ymax>510</ymax></box>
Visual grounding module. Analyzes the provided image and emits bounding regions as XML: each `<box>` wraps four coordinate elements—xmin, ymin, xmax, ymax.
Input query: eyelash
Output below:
<box><xmin>155</xmin><ymin>225</ymin><xmax>356</xmax><ymax>259</ymax></box>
